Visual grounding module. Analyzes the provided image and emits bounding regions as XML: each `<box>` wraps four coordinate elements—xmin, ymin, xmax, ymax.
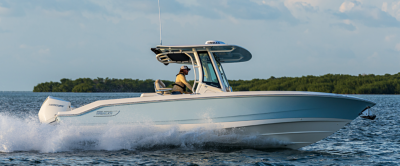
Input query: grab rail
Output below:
<box><xmin>184</xmin><ymin>52</ymin><xmax>198</xmax><ymax>94</ymax></box>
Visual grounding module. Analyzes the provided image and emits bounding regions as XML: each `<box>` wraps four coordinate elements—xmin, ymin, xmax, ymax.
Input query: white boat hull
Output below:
<box><xmin>215</xmin><ymin>118</ymin><xmax>350</xmax><ymax>149</ymax></box>
<box><xmin>39</xmin><ymin>91</ymin><xmax>375</xmax><ymax>149</ymax></box>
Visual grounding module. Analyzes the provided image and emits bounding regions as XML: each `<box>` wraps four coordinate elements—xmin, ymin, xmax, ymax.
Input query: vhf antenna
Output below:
<box><xmin>158</xmin><ymin>0</ymin><xmax>162</xmax><ymax>45</ymax></box>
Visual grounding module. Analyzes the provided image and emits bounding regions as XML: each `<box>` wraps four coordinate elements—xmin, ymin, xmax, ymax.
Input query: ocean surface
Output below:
<box><xmin>0</xmin><ymin>92</ymin><xmax>399</xmax><ymax>165</ymax></box>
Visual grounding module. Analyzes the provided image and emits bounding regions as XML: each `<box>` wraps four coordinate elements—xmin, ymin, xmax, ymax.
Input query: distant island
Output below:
<box><xmin>33</xmin><ymin>73</ymin><xmax>400</xmax><ymax>94</ymax></box>
<box><xmin>33</xmin><ymin>78</ymin><xmax>174</xmax><ymax>93</ymax></box>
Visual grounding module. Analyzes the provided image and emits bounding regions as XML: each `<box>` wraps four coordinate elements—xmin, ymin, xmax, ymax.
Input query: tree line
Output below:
<box><xmin>229</xmin><ymin>73</ymin><xmax>400</xmax><ymax>94</ymax></box>
<box><xmin>33</xmin><ymin>73</ymin><xmax>400</xmax><ymax>94</ymax></box>
<box><xmin>33</xmin><ymin>78</ymin><xmax>174</xmax><ymax>92</ymax></box>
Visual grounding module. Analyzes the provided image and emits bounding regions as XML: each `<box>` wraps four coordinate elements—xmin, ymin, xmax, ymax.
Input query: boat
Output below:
<box><xmin>38</xmin><ymin>40</ymin><xmax>376</xmax><ymax>149</ymax></box>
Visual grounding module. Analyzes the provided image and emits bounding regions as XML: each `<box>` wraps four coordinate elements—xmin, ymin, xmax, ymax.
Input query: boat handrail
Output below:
<box><xmin>183</xmin><ymin>52</ymin><xmax>198</xmax><ymax>94</ymax></box>
<box><xmin>156</xmin><ymin>52</ymin><xmax>191</xmax><ymax>64</ymax></box>
<box><xmin>156</xmin><ymin>48</ymin><xmax>235</xmax><ymax>54</ymax></box>
<box><xmin>208</xmin><ymin>47</ymin><xmax>236</xmax><ymax>53</ymax></box>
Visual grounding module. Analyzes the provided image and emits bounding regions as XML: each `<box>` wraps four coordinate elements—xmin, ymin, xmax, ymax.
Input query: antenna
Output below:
<box><xmin>158</xmin><ymin>0</ymin><xmax>162</xmax><ymax>45</ymax></box>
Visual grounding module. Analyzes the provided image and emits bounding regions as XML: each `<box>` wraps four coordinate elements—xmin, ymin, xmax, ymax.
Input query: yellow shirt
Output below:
<box><xmin>172</xmin><ymin>73</ymin><xmax>193</xmax><ymax>93</ymax></box>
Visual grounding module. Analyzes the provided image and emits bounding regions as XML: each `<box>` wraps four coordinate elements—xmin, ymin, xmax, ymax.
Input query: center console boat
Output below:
<box><xmin>38</xmin><ymin>41</ymin><xmax>376</xmax><ymax>149</ymax></box>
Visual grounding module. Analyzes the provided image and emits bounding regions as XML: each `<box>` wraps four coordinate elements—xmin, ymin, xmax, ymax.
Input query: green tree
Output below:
<box><xmin>33</xmin><ymin>72</ymin><xmax>400</xmax><ymax>94</ymax></box>
<box><xmin>72</xmin><ymin>83</ymin><xmax>95</xmax><ymax>92</ymax></box>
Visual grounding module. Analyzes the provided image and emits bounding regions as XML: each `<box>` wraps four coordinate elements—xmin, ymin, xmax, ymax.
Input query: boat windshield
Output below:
<box><xmin>198</xmin><ymin>52</ymin><xmax>221</xmax><ymax>88</ymax></box>
<box><xmin>213</xmin><ymin>53</ymin><xmax>230</xmax><ymax>89</ymax></box>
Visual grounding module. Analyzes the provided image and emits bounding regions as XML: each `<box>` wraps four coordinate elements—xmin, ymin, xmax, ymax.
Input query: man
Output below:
<box><xmin>171</xmin><ymin>65</ymin><xmax>193</xmax><ymax>94</ymax></box>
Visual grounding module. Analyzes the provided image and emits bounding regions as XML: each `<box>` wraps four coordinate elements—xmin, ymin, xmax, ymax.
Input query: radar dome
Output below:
<box><xmin>205</xmin><ymin>40</ymin><xmax>225</xmax><ymax>44</ymax></box>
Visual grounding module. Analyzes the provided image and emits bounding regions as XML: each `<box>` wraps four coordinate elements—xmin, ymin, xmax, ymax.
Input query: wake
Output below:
<box><xmin>0</xmin><ymin>114</ymin><xmax>284</xmax><ymax>153</ymax></box>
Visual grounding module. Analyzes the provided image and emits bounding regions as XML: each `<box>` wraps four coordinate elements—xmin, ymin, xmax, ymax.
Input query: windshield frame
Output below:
<box><xmin>213</xmin><ymin>53</ymin><xmax>230</xmax><ymax>90</ymax></box>
<box><xmin>197</xmin><ymin>51</ymin><xmax>222</xmax><ymax>88</ymax></box>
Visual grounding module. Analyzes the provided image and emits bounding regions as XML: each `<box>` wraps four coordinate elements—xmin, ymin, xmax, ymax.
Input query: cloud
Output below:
<box><xmin>334</xmin><ymin>2</ymin><xmax>400</xmax><ymax>27</ymax></box>
<box><xmin>84</xmin><ymin>0</ymin><xmax>299</xmax><ymax>24</ymax></box>
<box><xmin>0</xmin><ymin>2</ymin><xmax>25</xmax><ymax>17</ymax></box>
<box><xmin>175</xmin><ymin>0</ymin><xmax>200</xmax><ymax>7</ymax></box>
<box><xmin>19</xmin><ymin>44</ymin><xmax>30</xmax><ymax>49</ymax></box>
<box><xmin>339</xmin><ymin>1</ymin><xmax>355</xmax><ymax>13</ymax></box>
<box><xmin>385</xmin><ymin>34</ymin><xmax>396</xmax><ymax>42</ymax></box>
<box><xmin>18</xmin><ymin>44</ymin><xmax>50</xmax><ymax>56</ymax></box>
<box><xmin>330</xmin><ymin>19</ymin><xmax>356</xmax><ymax>31</ymax></box>
<box><xmin>366</xmin><ymin>52</ymin><xmax>379</xmax><ymax>63</ymax></box>
<box><xmin>396</xmin><ymin>43</ymin><xmax>400</xmax><ymax>51</ymax></box>
<box><xmin>160</xmin><ymin>0</ymin><xmax>299</xmax><ymax>24</ymax></box>
<box><xmin>283</xmin><ymin>0</ymin><xmax>319</xmax><ymax>20</ymax></box>
<box><xmin>38</xmin><ymin>48</ymin><xmax>50</xmax><ymax>54</ymax></box>
<box><xmin>0</xmin><ymin>5</ymin><xmax>11</xmax><ymax>15</ymax></box>
<box><xmin>382</xmin><ymin>1</ymin><xmax>400</xmax><ymax>21</ymax></box>
<box><xmin>42</xmin><ymin>9</ymin><xmax>74</xmax><ymax>17</ymax></box>
<box><xmin>216</xmin><ymin>1</ymin><xmax>296</xmax><ymax>21</ymax></box>
<box><xmin>330</xmin><ymin>22</ymin><xmax>356</xmax><ymax>31</ymax></box>
<box><xmin>1</xmin><ymin>0</ymin><xmax>301</xmax><ymax>26</ymax></box>
<box><xmin>79</xmin><ymin>23</ymin><xmax>86</xmax><ymax>29</ymax></box>
<box><xmin>382</xmin><ymin>2</ymin><xmax>388</xmax><ymax>12</ymax></box>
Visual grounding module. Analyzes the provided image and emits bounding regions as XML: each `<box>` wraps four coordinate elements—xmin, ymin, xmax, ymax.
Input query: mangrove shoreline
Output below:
<box><xmin>33</xmin><ymin>73</ymin><xmax>400</xmax><ymax>94</ymax></box>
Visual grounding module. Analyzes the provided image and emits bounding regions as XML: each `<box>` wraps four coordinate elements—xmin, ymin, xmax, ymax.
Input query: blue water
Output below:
<box><xmin>0</xmin><ymin>92</ymin><xmax>399</xmax><ymax>165</ymax></box>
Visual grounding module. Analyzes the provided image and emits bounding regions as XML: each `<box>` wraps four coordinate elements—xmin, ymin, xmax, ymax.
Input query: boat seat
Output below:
<box><xmin>154</xmin><ymin>79</ymin><xmax>172</xmax><ymax>94</ymax></box>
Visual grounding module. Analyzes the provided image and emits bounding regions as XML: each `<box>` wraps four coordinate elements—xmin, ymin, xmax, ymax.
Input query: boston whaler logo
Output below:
<box><xmin>49</xmin><ymin>104</ymin><xmax>64</xmax><ymax>107</ymax></box>
<box><xmin>95</xmin><ymin>110</ymin><xmax>120</xmax><ymax>117</ymax></box>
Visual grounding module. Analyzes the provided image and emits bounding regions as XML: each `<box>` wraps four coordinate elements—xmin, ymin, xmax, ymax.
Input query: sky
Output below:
<box><xmin>1</xmin><ymin>0</ymin><xmax>400</xmax><ymax>91</ymax></box>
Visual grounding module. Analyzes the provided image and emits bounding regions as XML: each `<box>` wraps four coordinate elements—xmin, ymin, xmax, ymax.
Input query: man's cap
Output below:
<box><xmin>181</xmin><ymin>65</ymin><xmax>191</xmax><ymax>70</ymax></box>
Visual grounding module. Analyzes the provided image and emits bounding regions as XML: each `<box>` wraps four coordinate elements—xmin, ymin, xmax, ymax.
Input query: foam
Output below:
<box><xmin>0</xmin><ymin>114</ymin><xmax>284</xmax><ymax>153</ymax></box>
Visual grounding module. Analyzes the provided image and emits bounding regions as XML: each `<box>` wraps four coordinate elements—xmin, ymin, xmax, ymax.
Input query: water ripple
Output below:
<box><xmin>0</xmin><ymin>92</ymin><xmax>399</xmax><ymax>165</ymax></box>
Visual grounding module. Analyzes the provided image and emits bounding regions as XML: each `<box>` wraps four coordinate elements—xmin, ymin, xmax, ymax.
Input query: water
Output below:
<box><xmin>0</xmin><ymin>92</ymin><xmax>399</xmax><ymax>165</ymax></box>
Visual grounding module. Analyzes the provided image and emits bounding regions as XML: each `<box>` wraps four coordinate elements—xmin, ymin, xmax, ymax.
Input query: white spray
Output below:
<box><xmin>0</xmin><ymin>113</ymin><xmax>285</xmax><ymax>153</ymax></box>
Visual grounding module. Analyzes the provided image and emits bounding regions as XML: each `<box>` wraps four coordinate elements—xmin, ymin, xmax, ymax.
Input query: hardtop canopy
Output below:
<box><xmin>151</xmin><ymin>44</ymin><xmax>252</xmax><ymax>65</ymax></box>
